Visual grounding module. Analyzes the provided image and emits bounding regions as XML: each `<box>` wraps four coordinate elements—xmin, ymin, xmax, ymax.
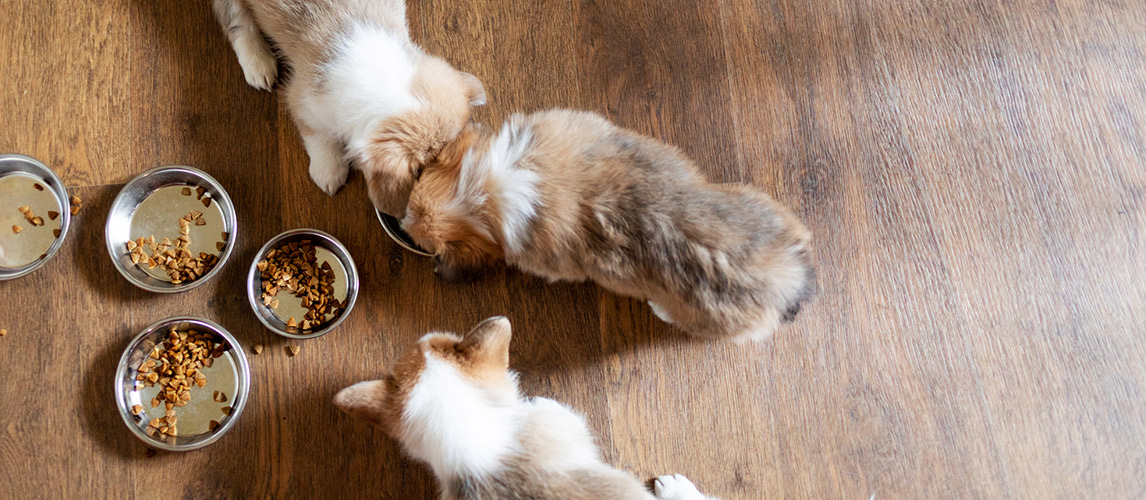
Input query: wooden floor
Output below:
<box><xmin>1</xmin><ymin>1</ymin><xmax>1144</xmax><ymax>498</ymax></box>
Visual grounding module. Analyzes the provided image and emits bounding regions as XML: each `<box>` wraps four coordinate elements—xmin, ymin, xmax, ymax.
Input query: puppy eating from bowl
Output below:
<box><xmin>402</xmin><ymin>110</ymin><xmax>814</xmax><ymax>342</ymax></box>
<box><xmin>334</xmin><ymin>316</ymin><xmax>721</xmax><ymax>500</ymax></box>
<box><xmin>212</xmin><ymin>0</ymin><xmax>486</xmax><ymax>215</ymax></box>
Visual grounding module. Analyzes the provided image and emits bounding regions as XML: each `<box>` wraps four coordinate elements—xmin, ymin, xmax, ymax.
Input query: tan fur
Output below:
<box><xmin>406</xmin><ymin>110</ymin><xmax>815</xmax><ymax>341</ymax></box>
<box><xmin>213</xmin><ymin>0</ymin><xmax>484</xmax><ymax>213</ymax></box>
<box><xmin>334</xmin><ymin>318</ymin><xmax>709</xmax><ymax>500</ymax></box>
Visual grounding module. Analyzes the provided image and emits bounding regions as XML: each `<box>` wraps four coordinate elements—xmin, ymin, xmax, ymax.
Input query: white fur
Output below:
<box><xmin>302</xmin><ymin>131</ymin><xmax>349</xmax><ymax>195</ymax></box>
<box><xmin>450</xmin><ymin>118</ymin><xmax>540</xmax><ymax>253</ymax></box>
<box><xmin>215</xmin><ymin>0</ymin><xmax>277</xmax><ymax>91</ymax></box>
<box><xmin>654</xmin><ymin>474</ymin><xmax>714</xmax><ymax>500</ymax></box>
<box><xmin>648</xmin><ymin>301</ymin><xmax>675</xmax><ymax>325</ymax></box>
<box><xmin>299</xmin><ymin>23</ymin><xmax>420</xmax><ymax>149</ymax></box>
<box><xmin>400</xmin><ymin>353</ymin><xmax>519</xmax><ymax>479</ymax></box>
<box><xmin>521</xmin><ymin>397</ymin><xmax>602</xmax><ymax>468</ymax></box>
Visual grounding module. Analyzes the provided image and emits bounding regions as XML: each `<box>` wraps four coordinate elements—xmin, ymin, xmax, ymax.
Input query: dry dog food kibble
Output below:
<box><xmin>126</xmin><ymin>210</ymin><xmax>220</xmax><ymax>284</ymax></box>
<box><xmin>137</xmin><ymin>326</ymin><xmax>229</xmax><ymax>437</ymax></box>
<box><xmin>257</xmin><ymin>240</ymin><xmax>342</xmax><ymax>333</ymax></box>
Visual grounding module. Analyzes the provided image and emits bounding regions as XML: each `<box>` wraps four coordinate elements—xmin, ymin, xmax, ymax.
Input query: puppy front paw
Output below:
<box><xmin>236</xmin><ymin>36</ymin><xmax>278</xmax><ymax>91</ymax></box>
<box><xmin>654</xmin><ymin>474</ymin><xmax>709</xmax><ymax>500</ymax></box>
<box><xmin>308</xmin><ymin>155</ymin><xmax>349</xmax><ymax>195</ymax></box>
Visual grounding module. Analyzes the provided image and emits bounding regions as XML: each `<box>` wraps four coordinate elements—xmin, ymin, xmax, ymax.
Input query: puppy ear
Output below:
<box><xmin>333</xmin><ymin>379</ymin><xmax>391</xmax><ymax>427</ymax></box>
<box><xmin>458</xmin><ymin>71</ymin><xmax>487</xmax><ymax>107</ymax></box>
<box><xmin>457</xmin><ymin>316</ymin><xmax>512</xmax><ymax>370</ymax></box>
<box><xmin>354</xmin><ymin>134</ymin><xmax>419</xmax><ymax>218</ymax></box>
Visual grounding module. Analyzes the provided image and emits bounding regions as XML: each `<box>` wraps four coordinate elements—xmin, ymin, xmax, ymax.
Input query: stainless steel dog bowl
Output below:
<box><xmin>246</xmin><ymin>229</ymin><xmax>359</xmax><ymax>339</ymax></box>
<box><xmin>0</xmin><ymin>154</ymin><xmax>72</xmax><ymax>280</ymax></box>
<box><xmin>115</xmin><ymin>316</ymin><xmax>250</xmax><ymax>452</ymax></box>
<box><xmin>105</xmin><ymin>166</ymin><xmax>237</xmax><ymax>293</ymax></box>
<box><xmin>376</xmin><ymin>209</ymin><xmax>431</xmax><ymax>257</ymax></box>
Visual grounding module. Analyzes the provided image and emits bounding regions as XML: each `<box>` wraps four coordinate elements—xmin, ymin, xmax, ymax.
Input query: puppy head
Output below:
<box><xmin>333</xmin><ymin>317</ymin><xmax>517</xmax><ymax>449</ymax></box>
<box><xmin>402</xmin><ymin>128</ymin><xmax>504</xmax><ymax>281</ymax></box>
<box><xmin>353</xmin><ymin>55</ymin><xmax>487</xmax><ymax>217</ymax></box>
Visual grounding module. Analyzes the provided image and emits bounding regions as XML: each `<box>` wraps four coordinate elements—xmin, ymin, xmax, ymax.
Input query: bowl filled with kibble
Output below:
<box><xmin>0</xmin><ymin>154</ymin><xmax>74</xmax><ymax>280</ymax></box>
<box><xmin>115</xmin><ymin>316</ymin><xmax>250</xmax><ymax>451</ymax></box>
<box><xmin>246</xmin><ymin>228</ymin><xmax>359</xmax><ymax>339</ymax></box>
<box><xmin>105</xmin><ymin>166</ymin><xmax>237</xmax><ymax>292</ymax></box>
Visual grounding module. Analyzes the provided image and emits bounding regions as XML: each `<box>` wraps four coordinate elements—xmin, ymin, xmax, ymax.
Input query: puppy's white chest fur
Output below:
<box><xmin>299</xmin><ymin>23</ymin><xmax>420</xmax><ymax>143</ymax></box>
<box><xmin>401</xmin><ymin>354</ymin><xmax>519</xmax><ymax>479</ymax></box>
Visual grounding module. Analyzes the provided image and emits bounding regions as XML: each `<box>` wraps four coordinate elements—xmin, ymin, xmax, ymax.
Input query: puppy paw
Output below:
<box><xmin>309</xmin><ymin>157</ymin><xmax>349</xmax><ymax>195</ymax></box>
<box><xmin>654</xmin><ymin>474</ymin><xmax>708</xmax><ymax>500</ymax></box>
<box><xmin>235</xmin><ymin>36</ymin><xmax>278</xmax><ymax>91</ymax></box>
<box><xmin>303</xmin><ymin>134</ymin><xmax>349</xmax><ymax>195</ymax></box>
<box><xmin>648</xmin><ymin>301</ymin><xmax>675</xmax><ymax>325</ymax></box>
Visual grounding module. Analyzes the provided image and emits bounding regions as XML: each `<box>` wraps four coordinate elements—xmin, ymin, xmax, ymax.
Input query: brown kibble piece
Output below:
<box><xmin>33</xmin><ymin>183</ymin><xmax>44</xmax><ymax>191</ymax></box>
<box><xmin>213</xmin><ymin>391</ymin><xmax>227</xmax><ymax>403</ymax></box>
<box><xmin>30</xmin><ymin>216</ymin><xmax>43</xmax><ymax>226</ymax></box>
<box><xmin>0</xmin><ymin>329</ymin><xmax>7</xmax><ymax>337</ymax></box>
<box><xmin>131</xmin><ymin>405</ymin><xmax>143</xmax><ymax>415</ymax></box>
<box><xmin>53</xmin><ymin>228</ymin><xmax>61</xmax><ymax>238</ymax></box>
<box><xmin>151</xmin><ymin>398</ymin><xmax>160</xmax><ymax>408</ymax></box>
<box><xmin>70</xmin><ymin>205</ymin><xmax>80</xmax><ymax>216</ymax></box>
<box><xmin>17</xmin><ymin>206</ymin><xmax>30</xmax><ymax>214</ymax></box>
<box><xmin>48</xmin><ymin>211</ymin><xmax>59</xmax><ymax>220</ymax></box>
<box><xmin>217</xmin><ymin>241</ymin><xmax>225</xmax><ymax>251</ymax></box>
<box><xmin>12</xmin><ymin>225</ymin><xmax>22</xmax><ymax>234</ymax></box>
<box><xmin>70</xmin><ymin>195</ymin><xmax>81</xmax><ymax>205</ymax></box>
<box><xmin>287</xmin><ymin>345</ymin><xmax>300</xmax><ymax>357</ymax></box>
<box><xmin>194</xmin><ymin>217</ymin><xmax>206</xmax><ymax>226</ymax></box>
<box><xmin>221</xmin><ymin>406</ymin><xmax>232</xmax><ymax>416</ymax></box>
<box><xmin>252</xmin><ymin>344</ymin><xmax>263</xmax><ymax>355</ymax></box>
<box><xmin>195</xmin><ymin>187</ymin><xmax>205</xmax><ymax>199</ymax></box>
<box><xmin>286</xmin><ymin>317</ymin><xmax>297</xmax><ymax>328</ymax></box>
<box><xmin>181</xmin><ymin>187</ymin><xmax>192</xmax><ymax>196</ymax></box>
<box><xmin>201</xmin><ymin>197</ymin><xmax>212</xmax><ymax>208</ymax></box>
<box><xmin>209</xmin><ymin>420</ymin><xmax>221</xmax><ymax>432</ymax></box>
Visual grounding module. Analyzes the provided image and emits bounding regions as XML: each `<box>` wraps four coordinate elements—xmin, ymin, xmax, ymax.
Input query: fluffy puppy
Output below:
<box><xmin>334</xmin><ymin>317</ymin><xmax>720</xmax><ymax>500</ymax></box>
<box><xmin>212</xmin><ymin>0</ymin><xmax>486</xmax><ymax>215</ymax></box>
<box><xmin>403</xmin><ymin>110</ymin><xmax>813</xmax><ymax>341</ymax></box>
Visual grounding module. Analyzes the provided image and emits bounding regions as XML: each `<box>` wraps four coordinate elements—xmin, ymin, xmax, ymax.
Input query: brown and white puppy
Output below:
<box><xmin>212</xmin><ymin>0</ymin><xmax>486</xmax><ymax>215</ymax></box>
<box><xmin>334</xmin><ymin>317</ymin><xmax>719</xmax><ymax>500</ymax></box>
<box><xmin>403</xmin><ymin>110</ymin><xmax>814</xmax><ymax>341</ymax></box>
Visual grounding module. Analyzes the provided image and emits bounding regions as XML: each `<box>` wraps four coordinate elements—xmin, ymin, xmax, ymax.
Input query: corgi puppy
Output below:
<box><xmin>402</xmin><ymin>110</ymin><xmax>813</xmax><ymax>341</ymax></box>
<box><xmin>334</xmin><ymin>317</ymin><xmax>720</xmax><ymax>500</ymax></box>
<box><xmin>212</xmin><ymin>0</ymin><xmax>486</xmax><ymax>215</ymax></box>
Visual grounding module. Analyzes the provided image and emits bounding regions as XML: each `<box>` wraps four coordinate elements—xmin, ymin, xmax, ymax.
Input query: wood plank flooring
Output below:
<box><xmin>1</xmin><ymin>1</ymin><xmax>1143</xmax><ymax>498</ymax></box>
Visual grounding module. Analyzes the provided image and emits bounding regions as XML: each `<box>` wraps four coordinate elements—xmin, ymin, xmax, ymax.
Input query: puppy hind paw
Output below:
<box><xmin>654</xmin><ymin>474</ymin><xmax>709</xmax><ymax>500</ymax></box>
<box><xmin>648</xmin><ymin>301</ymin><xmax>675</xmax><ymax>325</ymax></box>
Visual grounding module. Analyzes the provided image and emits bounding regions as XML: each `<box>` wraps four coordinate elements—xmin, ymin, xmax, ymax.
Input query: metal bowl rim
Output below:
<box><xmin>375</xmin><ymin>209</ymin><xmax>432</xmax><ymax>257</ymax></box>
<box><xmin>245</xmin><ymin>228</ymin><xmax>360</xmax><ymax>340</ymax></box>
<box><xmin>113</xmin><ymin>316</ymin><xmax>251</xmax><ymax>452</ymax></box>
<box><xmin>0</xmin><ymin>153</ymin><xmax>73</xmax><ymax>280</ymax></box>
<box><xmin>103</xmin><ymin>165</ymin><xmax>237</xmax><ymax>293</ymax></box>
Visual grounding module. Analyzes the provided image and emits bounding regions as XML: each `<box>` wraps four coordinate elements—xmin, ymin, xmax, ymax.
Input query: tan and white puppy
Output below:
<box><xmin>212</xmin><ymin>0</ymin><xmax>486</xmax><ymax>215</ymax></box>
<box><xmin>403</xmin><ymin>110</ymin><xmax>814</xmax><ymax>341</ymax></box>
<box><xmin>334</xmin><ymin>317</ymin><xmax>719</xmax><ymax>500</ymax></box>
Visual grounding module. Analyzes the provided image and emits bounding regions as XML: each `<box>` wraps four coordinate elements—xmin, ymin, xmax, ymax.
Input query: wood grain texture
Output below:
<box><xmin>1</xmin><ymin>0</ymin><xmax>1144</xmax><ymax>499</ymax></box>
